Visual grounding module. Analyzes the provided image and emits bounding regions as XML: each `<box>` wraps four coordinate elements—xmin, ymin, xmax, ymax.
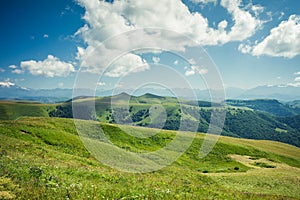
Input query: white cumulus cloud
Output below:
<box><xmin>287</xmin><ymin>71</ymin><xmax>300</xmax><ymax>87</ymax></box>
<box><xmin>104</xmin><ymin>53</ymin><xmax>150</xmax><ymax>77</ymax></box>
<box><xmin>0</xmin><ymin>81</ymin><xmax>15</xmax><ymax>87</ymax></box>
<box><xmin>77</xmin><ymin>0</ymin><xmax>262</xmax><ymax>46</ymax></box>
<box><xmin>8</xmin><ymin>65</ymin><xmax>17</xmax><ymax>69</ymax></box>
<box><xmin>97</xmin><ymin>82</ymin><xmax>106</xmax><ymax>86</ymax></box>
<box><xmin>191</xmin><ymin>0</ymin><xmax>217</xmax><ymax>4</ymax></box>
<box><xmin>288</xmin><ymin>82</ymin><xmax>300</xmax><ymax>87</ymax></box>
<box><xmin>184</xmin><ymin>65</ymin><xmax>208</xmax><ymax>76</ymax></box>
<box><xmin>239</xmin><ymin>15</ymin><xmax>300</xmax><ymax>58</ymax></box>
<box><xmin>185</xmin><ymin>68</ymin><xmax>196</xmax><ymax>76</ymax></box>
<box><xmin>294</xmin><ymin>72</ymin><xmax>300</xmax><ymax>75</ymax></box>
<box><xmin>75</xmin><ymin>0</ymin><xmax>263</xmax><ymax>75</ymax></box>
<box><xmin>248</xmin><ymin>4</ymin><xmax>264</xmax><ymax>18</ymax></box>
<box><xmin>238</xmin><ymin>44</ymin><xmax>252</xmax><ymax>54</ymax></box>
<box><xmin>12</xmin><ymin>69</ymin><xmax>24</xmax><ymax>74</ymax></box>
<box><xmin>20</xmin><ymin>55</ymin><xmax>75</xmax><ymax>77</ymax></box>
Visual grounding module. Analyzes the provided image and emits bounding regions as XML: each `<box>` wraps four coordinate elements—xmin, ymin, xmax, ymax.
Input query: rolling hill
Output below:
<box><xmin>47</xmin><ymin>94</ymin><xmax>300</xmax><ymax>147</ymax></box>
<box><xmin>0</xmin><ymin>101</ymin><xmax>55</xmax><ymax>120</ymax></box>
<box><xmin>1</xmin><ymin>93</ymin><xmax>300</xmax><ymax>147</ymax></box>
<box><xmin>226</xmin><ymin>99</ymin><xmax>300</xmax><ymax>116</ymax></box>
<box><xmin>0</xmin><ymin>117</ymin><xmax>299</xmax><ymax>199</ymax></box>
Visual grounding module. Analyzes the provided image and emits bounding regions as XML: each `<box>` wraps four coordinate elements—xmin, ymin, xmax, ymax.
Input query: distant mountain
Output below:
<box><xmin>286</xmin><ymin>100</ymin><xmax>300</xmax><ymax>113</ymax></box>
<box><xmin>112</xmin><ymin>86</ymin><xmax>300</xmax><ymax>101</ymax></box>
<box><xmin>0</xmin><ymin>84</ymin><xmax>95</xmax><ymax>103</ymax></box>
<box><xmin>1</xmin><ymin>83</ymin><xmax>300</xmax><ymax>102</ymax></box>
<box><xmin>0</xmin><ymin>82</ymin><xmax>30</xmax><ymax>98</ymax></box>
<box><xmin>224</xmin><ymin>87</ymin><xmax>246</xmax><ymax>99</ymax></box>
<box><xmin>238</xmin><ymin>85</ymin><xmax>300</xmax><ymax>101</ymax></box>
<box><xmin>0</xmin><ymin>83</ymin><xmax>68</xmax><ymax>103</ymax></box>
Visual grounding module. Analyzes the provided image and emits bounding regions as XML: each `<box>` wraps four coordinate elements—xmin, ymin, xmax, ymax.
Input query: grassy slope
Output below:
<box><xmin>54</xmin><ymin>98</ymin><xmax>300</xmax><ymax>147</ymax></box>
<box><xmin>0</xmin><ymin>117</ymin><xmax>299</xmax><ymax>199</ymax></box>
<box><xmin>0</xmin><ymin>101</ymin><xmax>54</xmax><ymax>120</ymax></box>
<box><xmin>2</xmin><ymin>97</ymin><xmax>300</xmax><ymax>146</ymax></box>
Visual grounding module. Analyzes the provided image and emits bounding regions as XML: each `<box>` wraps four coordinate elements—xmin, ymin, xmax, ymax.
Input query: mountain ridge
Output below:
<box><xmin>2</xmin><ymin>83</ymin><xmax>300</xmax><ymax>102</ymax></box>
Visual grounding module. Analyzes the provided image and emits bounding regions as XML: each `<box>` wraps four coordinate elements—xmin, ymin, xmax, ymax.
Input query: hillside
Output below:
<box><xmin>0</xmin><ymin>101</ymin><xmax>55</xmax><ymax>120</ymax></box>
<box><xmin>0</xmin><ymin>117</ymin><xmax>300</xmax><ymax>199</ymax></box>
<box><xmin>1</xmin><ymin>94</ymin><xmax>300</xmax><ymax>147</ymax></box>
<box><xmin>47</xmin><ymin>95</ymin><xmax>300</xmax><ymax>147</ymax></box>
<box><xmin>226</xmin><ymin>99</ymin><xmax>300</xmax><ymax>117</ymax></box>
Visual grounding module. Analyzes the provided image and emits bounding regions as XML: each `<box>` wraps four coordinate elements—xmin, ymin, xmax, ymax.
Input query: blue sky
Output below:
<box><xmin>0</xmin><ymin>0</ymin><xmax>300</xmax><ymax>90</ymax></box>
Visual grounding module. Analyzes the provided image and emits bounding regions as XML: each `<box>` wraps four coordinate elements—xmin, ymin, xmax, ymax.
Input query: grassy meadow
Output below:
<box><xmin>0</xmin><ymin>101</ymin><xmax>55</xmax><ymax>120</ymax></box>
<box><xmin>0</xmin><ymin>117</ymin><xmax>299</xmax><ymax>199</ymax></box>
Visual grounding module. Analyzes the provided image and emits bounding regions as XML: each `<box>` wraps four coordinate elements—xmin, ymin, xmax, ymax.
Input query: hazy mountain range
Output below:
<box><xmin>1</xmin><ymin>83</ymin><xmax>300</xmax><ymax>103</ymax></box>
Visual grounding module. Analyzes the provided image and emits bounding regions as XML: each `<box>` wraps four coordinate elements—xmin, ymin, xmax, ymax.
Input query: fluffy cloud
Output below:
<box><xmin>8</xmin><ymin>65</ymin><xmax>17</xmax><ymax>69</ymax></box>
<box><xmin>250</xmin><ymin>4</ymin><xmax>264</xmax><ymax>17</ymax></box>
<box><xmin>0</xmin><ymin>68</ymin><xmax>5</xmax><ymax>73</ymax></box>
<box><xmin>97</xmin><ymin>82</ymin><xmax>106</xmax><ymax>86</ymax></box>
<box><xmin>238</xmin><ymin>44</ymin><xmax>252</xmax><ymax>54</ymax></box>
<box><xmin>75</xmin><ymin>0</ymin><xmax>263</xmax><ymax>75</ymax></box>
<box><xmin>239</xmin><ymin>15</ymin><xmax>300</xmax><ymax>58</ymax></box>
<box><xmin>77</xmin><ymin>0</ymin><xmax>262</xmax><ymax>46</ymax></box>
<box><xmin>185</xmin><ymin>68</ymin><xmax>196</xmax><ymax>76</ymax></box>
<box><xmin>104</xmin><ymin>53</ymin><xmax>150</xmax><ymax>77</ymax></box>
<box><xmin>184</xmin><ymin>65</ymin><xmax>208</xmax><ymax>76</ymax></box>
<box><xmin>220</xmin><ymin>0</ymin><xmax>263</xmax><ymax>42</ymax></box>
<box><xmin>8</xmin><ymin>65</ymin><xmax>24</xmax><ymax>74</ymax></box>
<box><xmin>20</xmin><ymin>55</ymin><xmax>75</xmax><ymax>77</ymax></box>
<box><xmin>294</xmin><ymin>72</ymin><xmax>300</xmax><ymax>75</ymax></box>
<box><xmin>288</xmin><ymin>82</ymin><xmax>300</xmax><ymax>87</ymax></box>
<box><xmin>190</xmin><ymin>0</ymin><xmax>217</xmax><ymax>4</ymax></box>
<box><xmin>287</xmin><ymin>71</ymin><xmax>300</xmax><ymax>87</ymax></box>
<box><xmin>0</xmin><ymin>81</ymin><xmax>15</xmax><ymax>87</ymax></box>
<box><xmin>12</xmin><ymin>69</ymin><xmax>24</xmax><ymax>74</ymax></box>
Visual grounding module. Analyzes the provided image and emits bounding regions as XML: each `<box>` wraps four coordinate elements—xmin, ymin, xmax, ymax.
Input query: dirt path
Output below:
<box><xmin>205</xmin><ymin>154</ymin><xmax>300</xmax><ymax>176</ymax></box>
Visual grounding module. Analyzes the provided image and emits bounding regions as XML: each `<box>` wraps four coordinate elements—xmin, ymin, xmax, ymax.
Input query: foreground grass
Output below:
<box><xmin>0</xmin><ymin>117</ymin><xmax>299</xmax><ymax>199</ymax></box>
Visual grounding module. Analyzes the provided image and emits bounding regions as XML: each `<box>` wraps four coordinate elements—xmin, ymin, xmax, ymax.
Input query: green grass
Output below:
<box><xmin>0</xmin><ymin>101</ymin><xmax>55</xmax><ymax>120</ymax></box>
<box><xmin>275</xmin><ymin>127</ymin><xmax>288</xmax><ymax>133</ymax></box>
<box><xmin>0</xmin><ymin>117</ymin><xmax>300</xmax><ymax>199</ymax></box>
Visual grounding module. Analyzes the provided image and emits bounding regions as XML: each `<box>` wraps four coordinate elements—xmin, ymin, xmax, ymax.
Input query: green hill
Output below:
<box><xmin>47</xmin><ymin>95</ymin><xmax>300</xmax><ymax>147</ymax></box>
<box><xmin>0</xmin><ymin>101</ymin><xmax>55</xmax><ymax>120</ymax></box>
<box><xmin>0</xmin><ymin>117</ymin><xmax>299</xmax><ymax>199</ymax></box>
<box><xmin>1</xmin><ymin>95</ymin><xmax>300</xmax><ymax>147</ymax></box>
<box><xmin>226</xmin><ymin>99</ymin><xmax>300</xmax><ymax>116</ymax></box>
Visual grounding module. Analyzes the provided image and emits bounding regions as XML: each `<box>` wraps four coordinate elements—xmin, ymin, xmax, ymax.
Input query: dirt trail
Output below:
<box><xmin>205</xmin><ymin>154</ymin><xmax>300</xmax><ymax>176</ymax></box>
